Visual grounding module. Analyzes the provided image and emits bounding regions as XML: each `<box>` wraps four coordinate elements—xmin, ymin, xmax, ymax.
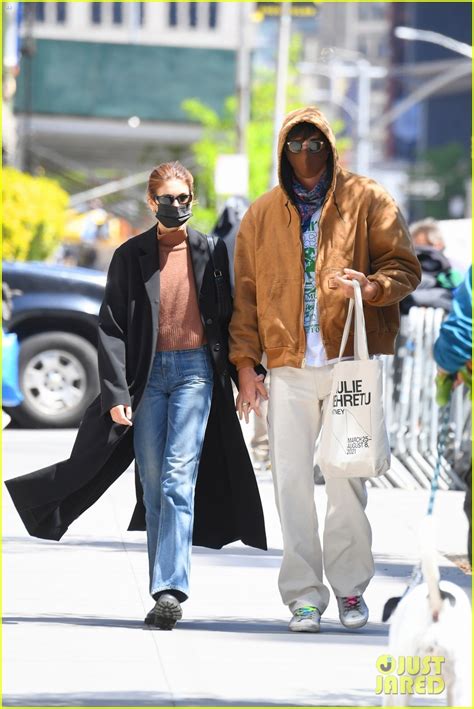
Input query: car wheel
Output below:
<box><xmin>10</xmin><ymin>332</ymin><xmax>99</xmax><ymax>428</ymax></box>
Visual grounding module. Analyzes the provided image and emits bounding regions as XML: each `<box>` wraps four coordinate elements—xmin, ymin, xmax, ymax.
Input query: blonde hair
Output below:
<box><xmin>146</xmin><ymin>161</ymin><xmax>194</xmax><ymax>211</ymax></box>
<box><xmin>409</xmin><ymin>218</ymin><xmax>445</xmax><ymax>249</ymax></box>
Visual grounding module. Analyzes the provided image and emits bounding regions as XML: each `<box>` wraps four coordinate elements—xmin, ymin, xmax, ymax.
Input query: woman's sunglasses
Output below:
<box><xmin>154</xmin><ymin>193</ymin><xmax>192</xmax><ymax>206</ymax></box>
<box><xmin>286</xmin><ymin>139</ymin><xmax>326</xmax><ymax>154</ymax></box>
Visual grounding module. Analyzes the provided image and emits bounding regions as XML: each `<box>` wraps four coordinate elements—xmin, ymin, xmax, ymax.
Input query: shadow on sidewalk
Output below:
<box><xmin>374</xmin><ymin>554</ymin><xmax>472</xmax><ymax>589</ymax></box>
<box><xmin>0</xmin><ymin>689</ymin><xmax>382</xmax><ymax>707</ymax></box>
<box><xmin>2</xmin><ymin>613</ymin><xmax>389</xmax><ymax>644</ymax></box>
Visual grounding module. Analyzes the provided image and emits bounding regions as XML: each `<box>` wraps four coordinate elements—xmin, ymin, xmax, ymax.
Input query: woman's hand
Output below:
<box><xmin>236</xmin><ymin>367</ymin><xmax>268</xmax><ymax>423</ymax></box>
<box><xmin>335</xmin><ymin>268</ymin><xmax>380</xmax><ymax>301</ymax></box>
<box><xmin>110</xmin><ymin>404</ymin><xmax>133</xmax><ymax>426</ymax></box>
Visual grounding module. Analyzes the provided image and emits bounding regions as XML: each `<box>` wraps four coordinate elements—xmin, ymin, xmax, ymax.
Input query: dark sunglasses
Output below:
<box><xmin>154</xmin><ymin>193</ymin><xmax>192</xmax><ymax>206</ymax></box>
<box><xmin>286</xmin><ymin>138</ymin><xmax>326</xmax><ymax>154</ymax></box>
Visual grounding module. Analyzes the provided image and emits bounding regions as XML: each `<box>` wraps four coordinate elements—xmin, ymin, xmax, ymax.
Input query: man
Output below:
<box><xmin>433</xmin><ymin>265</ymin><xmax>472</xmax><ymax>565</ymax></box>
<box><xmin>229</xmin><ymin>107</ymin><xmax>421</xmax><ymax>633</ymax></box>
<box><xmin>399</xmin><ymin>218</ymin><xmax>462</xmax><ymax>313</ymax></box>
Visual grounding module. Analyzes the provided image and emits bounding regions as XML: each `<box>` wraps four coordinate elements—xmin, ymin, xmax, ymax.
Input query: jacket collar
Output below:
<box><xmin>138</xmin><ymin>225</ymin><xmax>160</xmax><ymax>313</ymax></box>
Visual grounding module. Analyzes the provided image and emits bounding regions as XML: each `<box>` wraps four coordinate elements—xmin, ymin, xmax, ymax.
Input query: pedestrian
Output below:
<box><xmin>229</xmin><ymin>107</ymin><xmax>421</xmax><ymax>633</ymax></box>
<box><xmin>433</xmin><ymin>265</ymin><xmax>472</xmax><ymax>565</ymax></box>
<box><xmin>400</xmin><ymin>218</ymin><xmax>463</xmax><ymax>314</ymax></box>
<box><xmin>5</xmin><ymin>161</ymin><xmax>267</xmax><ymax>630</ymax></box>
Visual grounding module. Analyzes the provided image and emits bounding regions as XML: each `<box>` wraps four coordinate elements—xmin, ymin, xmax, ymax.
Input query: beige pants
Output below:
<box><xmin>267</xmin><ymin>365</ymin><xmax>375</xmax><ymax>614</ymax></box>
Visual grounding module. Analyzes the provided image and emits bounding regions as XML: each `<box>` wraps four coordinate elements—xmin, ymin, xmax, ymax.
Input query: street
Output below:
<box><xmin>2</xmin><ymin>428</ymin><xmax>471</xmax><ymax>707</ymax></box>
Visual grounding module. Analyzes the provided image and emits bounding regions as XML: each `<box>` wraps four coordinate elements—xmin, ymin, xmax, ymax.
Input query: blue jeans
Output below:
<box><xmin>133</xmin><ymin>346</ymin><xmax>213</xmax><ymax>601</ymax></box>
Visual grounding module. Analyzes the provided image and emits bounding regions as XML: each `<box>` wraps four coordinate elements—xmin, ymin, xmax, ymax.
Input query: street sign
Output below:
<box><xmin>404</xmin><ymin>179</ymin><xmax>443</xmax><ymax>199</ymax></box>
<box><xmin>215</xmin><ymin>154</ymin><xmax>249</xmax><ymax>197</ymax></box>
<box><xmin>256</xmin><ymin>2</ymin><xmax>319</xmax><ymax>18</ymax></box>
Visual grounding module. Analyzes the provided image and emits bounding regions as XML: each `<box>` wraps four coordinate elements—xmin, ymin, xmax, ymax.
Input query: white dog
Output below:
<box><xmin>382</xmin><ymin>516</ymin><xmax>472</xmax><ymax>707</ymax></box>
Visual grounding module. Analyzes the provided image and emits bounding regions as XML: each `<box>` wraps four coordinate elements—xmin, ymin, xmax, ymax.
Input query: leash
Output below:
<box><xmin>426</xmin><ymin>402</ymin><xmax>452</xmax><ymax>516</ymax></box>
<box><xmin>401</xmin><ymin>400</ymin><xmax>452</xmax><ymax>596</ymax></box>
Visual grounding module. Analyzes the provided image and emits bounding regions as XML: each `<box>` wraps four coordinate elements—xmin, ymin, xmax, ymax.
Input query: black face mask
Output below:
<box><xmin>155</xmin><ymin>203</ymin><xmax>192</xmax><ymax>229</ymax></box>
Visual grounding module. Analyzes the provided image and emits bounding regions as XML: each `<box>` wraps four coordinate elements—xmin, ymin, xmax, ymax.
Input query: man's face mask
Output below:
<box><xmin>285</xmin><ymin>134</ymin><xmax>329</xmax><ymax>179</ymax></box>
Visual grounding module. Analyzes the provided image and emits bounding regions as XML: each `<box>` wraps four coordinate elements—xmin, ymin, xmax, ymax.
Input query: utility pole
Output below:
<box><xmin>20</xmin><ymin>1</ymin><xmax>36</xmax><ymax>173</ymax></box>
<box><xmin>355</xmin><ymin>59</ymin><xmax>371</xmax><ymax>176</ymax></box>
<box><xmin>236</xmin><ymin>2</ymin><xmax>252</xmax><ymax>156</ymax></box>
<box><xmin>271</xmin><ymin>1</ymin><xmax>292</xmax><ymax>188</ymax></box>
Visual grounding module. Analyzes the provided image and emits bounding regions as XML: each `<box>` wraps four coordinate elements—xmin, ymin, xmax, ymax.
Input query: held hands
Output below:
<box><xmin>335</xmin><ymin>268</ymin><xmax>379</xmax><ymax>301</ymax></box>
<box><xmin>236</xmin><ymin>367</ymin><xmax>269</xmax><ymax>423</ymax></box>
<box><xmin>110</xmin><ymin>404</ymin><xmax>133</xmax><ymax>426</ymax></box>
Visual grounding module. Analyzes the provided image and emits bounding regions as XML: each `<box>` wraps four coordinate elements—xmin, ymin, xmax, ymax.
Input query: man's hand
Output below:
<box><xmin>110</xmin><ymin>404</ymin><xmax>133</xmax><ymax>426</ymax></box>
<box><xmin>335</xmin><ymin>268</ymin><xmax>379</xmax><ymax>301</ymax></box>
<box><xmin>236</xmin><ymin>367</ymin><xmax>268</xmax><ymax>423</ymax></box>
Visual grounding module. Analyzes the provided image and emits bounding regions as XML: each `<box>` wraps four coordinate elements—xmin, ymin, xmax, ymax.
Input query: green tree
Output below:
<box><xmin>182</xmin><ymin>35</ymin><xmax>349</xmax><ymax>232</ymax></box>
<box><xmin>2</xmin><ymin>167</ymin><xmax>69</xmax><ymax>261</ymax></box>
<box><xmin>410</xmin><ymin>143</ymin><xmax>470</xmax><ymax>220</ymax></box>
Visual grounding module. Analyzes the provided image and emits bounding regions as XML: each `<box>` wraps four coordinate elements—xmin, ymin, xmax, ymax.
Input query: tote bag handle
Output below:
<box><xmin>338</xmin><ymin>279</ymin><xmax>370</xmax><ymax>362</ymax></box>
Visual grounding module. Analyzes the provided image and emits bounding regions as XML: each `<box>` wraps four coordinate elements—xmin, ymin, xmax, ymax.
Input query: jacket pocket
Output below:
<box><xmin>258</xmin><ymin>280</ymin><xmax>301</xmax><ymax>349</ymax></box>
<box><xmin>363</xmin><ymin>303</ymin><xmax>382</xmax><ymax>334</ymax></box>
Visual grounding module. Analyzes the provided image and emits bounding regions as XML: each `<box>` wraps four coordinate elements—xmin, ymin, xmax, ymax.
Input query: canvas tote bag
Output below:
<box><xmin>318</xmin><ymin>280</ymin><xmax>391</xmax><ymax>478</ymax></box>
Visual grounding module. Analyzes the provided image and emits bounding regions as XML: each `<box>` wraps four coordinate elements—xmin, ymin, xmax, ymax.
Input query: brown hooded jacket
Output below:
<box><xmin>229</xmin><ymin>106</ymin><xmax>421</xmax><ymax>369</ymax></box>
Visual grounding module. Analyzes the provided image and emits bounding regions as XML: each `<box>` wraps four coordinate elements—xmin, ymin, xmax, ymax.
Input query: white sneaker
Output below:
<box><xmin>337</xmin><ymin>595</ymin><xmax>368</xmax><ymax>629</ymax></box>
<box><xmin>288</xmin><ymin>605</ymin><xmax>321</xmax><ymax>632</ymax></box>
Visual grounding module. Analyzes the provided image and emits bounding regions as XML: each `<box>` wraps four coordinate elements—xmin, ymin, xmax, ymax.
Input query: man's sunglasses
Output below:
<box><xmin>286</xmin><ymin>139</ymin><xmax>326</xmax><ymax>154</ymax></box>
<box><xmin>154</xmin><ymin>193</ymin><xmax>192</xmax><ymax>206</ymax></box>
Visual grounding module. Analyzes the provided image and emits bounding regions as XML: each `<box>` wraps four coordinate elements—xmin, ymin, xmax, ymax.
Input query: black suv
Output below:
<box><xmin>3</xmin><ymin>261</ymin><xmax>106</xmax><ymax>428</ymax></box>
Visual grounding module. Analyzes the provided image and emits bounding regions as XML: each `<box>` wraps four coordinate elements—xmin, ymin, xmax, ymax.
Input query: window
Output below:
<box><xmin>138</xmin><ymin>2</ymin><xmax>145</xmax><ymax>26</ymax></box>
<box><xmin>168</xmin><ymin>2</ymin><xmax>216</xmax><ymax>30</ymax></box>
<box><xmin>359</xmin><ymin>3</ymin><xmax>387</xmax><ymax>21</ymax></box>
<box><xmin>168</xmin><ymin>2</ymin><xmax>178</xmax><ymax>27</ymax></box>
<box><xmin>56</xmin><ymin>2</ymin><xmax>67</xmax><ymax>23</ymax></box>
<box><xmin>189</xmin><ymin>2</ymin><xmax>198</xmax><ymax>27</ymax></box>
<box><xmin>209</xmin><ymin>2</ymin><xmax>218</xmax><ymax>28</ymax></box>
<box><xmin>35</xmin><ymin>2</ymin><xmax>45</xmax><ymax>22</ymax></box>
<box><xmin>91</xmin><ymin>2</ymin><xmax>102</xmax><ymax>24</ymax></box>
<box><xmin>357</xmin><ymin>37</ymin><xmax>369</xmax><ymax>56</ymax></box>
<box><xmin>112</xmin><ymin>2</ymin><xmax>123</xmax><ymax>25</ymax></box>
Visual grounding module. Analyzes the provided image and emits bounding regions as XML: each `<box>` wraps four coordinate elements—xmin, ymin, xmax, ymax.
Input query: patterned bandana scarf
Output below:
<box><xmin>292</xmin><ymin>170</ymin><xmax>331</xmax><ymax>229</ymax></box>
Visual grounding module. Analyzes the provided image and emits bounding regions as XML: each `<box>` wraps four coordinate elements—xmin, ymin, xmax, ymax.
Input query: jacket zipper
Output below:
<box><xmin>314</xmin><ymin>189</ymin><xmax>334</xmax><ymax>357</ymax></box>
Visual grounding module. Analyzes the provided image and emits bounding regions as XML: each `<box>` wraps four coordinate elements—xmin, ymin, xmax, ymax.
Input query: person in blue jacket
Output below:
<box><xmin>433</xmin><ymin>265</ymin><xmax>472</xmax><ymax>564</ymax></box>
<box><xmin>434</xmin><ymin>265</ymin><xmax>472</xmax><ymax>380</ymax></box>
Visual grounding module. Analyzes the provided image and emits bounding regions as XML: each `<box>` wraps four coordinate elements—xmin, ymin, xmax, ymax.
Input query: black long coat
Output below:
<box><xmin>5</xmin><ymin>226</ymin><xmax>267</xmax><ymax>551</ymax></box>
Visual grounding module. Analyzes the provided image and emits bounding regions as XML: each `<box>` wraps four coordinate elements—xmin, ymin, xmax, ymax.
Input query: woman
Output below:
<box><xmin>5</xmin><ymin>161</ymin><xmax>267</xmax><ymax>630</ymax></box>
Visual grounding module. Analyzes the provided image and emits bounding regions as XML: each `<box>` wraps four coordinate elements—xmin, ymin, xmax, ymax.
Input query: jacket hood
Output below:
<box><xmin>278</xmin><ymin>106</ymin><xmax>339</xmax><ymax>202</ymax></box>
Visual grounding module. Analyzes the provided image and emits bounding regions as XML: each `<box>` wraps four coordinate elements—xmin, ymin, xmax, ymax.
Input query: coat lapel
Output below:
<box><xmin>187</xmin><ymin>227</ymin><xmax>210</xmax><ymax>298</ymax></box>
<box><xmin>137</xmin><ymin>224</ymin><xmax>209</xmax><ymax>316</ymax></box>
<box><xmin>138</xmin><ymin>226</ymin><xmax>160</xmax><ymax>328</ymax></box>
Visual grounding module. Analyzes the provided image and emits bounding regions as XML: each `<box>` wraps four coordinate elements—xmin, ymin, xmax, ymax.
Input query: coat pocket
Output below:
<box><xmin>258</xmin><ymin>280</ymin><xmax>301</xmax><ymax>349</ymax></box>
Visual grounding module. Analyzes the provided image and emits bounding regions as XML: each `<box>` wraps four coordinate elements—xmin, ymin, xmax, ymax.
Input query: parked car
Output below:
<box><xmin>2</xmin><ymin>261</ymin><xmax>106</xmax><ymax>428</ymax></box>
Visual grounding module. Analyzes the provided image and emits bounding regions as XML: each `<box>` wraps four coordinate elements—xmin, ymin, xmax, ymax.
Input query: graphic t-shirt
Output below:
<box><xmin>302</xmin><ymin>206</ymin><xmax>328</xmax><ymax>367</ymax></box>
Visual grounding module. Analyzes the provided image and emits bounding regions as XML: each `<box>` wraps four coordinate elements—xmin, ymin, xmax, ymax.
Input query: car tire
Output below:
<box><xmin>8</xmin><ymin>332</ymin><xmax>100</xmax><ymax>428</ymax></box>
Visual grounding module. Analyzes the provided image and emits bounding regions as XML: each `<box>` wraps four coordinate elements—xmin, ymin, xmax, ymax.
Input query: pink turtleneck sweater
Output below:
<box><xmin>156</xmin><ymin>229</ymin><xmax>206</xmax><ymax>352</ymax></box>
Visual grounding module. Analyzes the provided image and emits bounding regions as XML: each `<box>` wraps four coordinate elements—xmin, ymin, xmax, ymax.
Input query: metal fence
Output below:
<box><xmin>377</xmin><ymin>307</ymin><xmax>471</xmax><ymax>491</ymax></box>
<box><xmin>249</xmin><ymin>307</ymin><xmax>471</xmax><ymax>491</ymax></box>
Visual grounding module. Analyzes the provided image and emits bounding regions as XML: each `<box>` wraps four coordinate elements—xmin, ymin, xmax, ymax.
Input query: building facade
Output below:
<box><xmin>388</xmin><ymin>2</ymin><xmax>471</xmax><ymax>219</ymax></box>
<box><xmin>304</xmin><ymin>1</ymin><xmax>391</xmax><ymax>168</ymax></box>
<box><xmin>13</xmin><ymin>1</ymin><xmax>254</xmax><ymax>215</ymax></box>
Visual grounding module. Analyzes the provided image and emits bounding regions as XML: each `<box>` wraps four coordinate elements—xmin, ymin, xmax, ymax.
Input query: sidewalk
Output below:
<box><xmin>2</xmin><ymin>429</ymin><xmax>471</xmax><ymax>707</ymax></box>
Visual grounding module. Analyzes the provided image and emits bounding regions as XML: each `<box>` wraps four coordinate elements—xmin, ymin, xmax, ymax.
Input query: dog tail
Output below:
<box><xmin>419</xmin><ymin>515</ymin><xmax>443</xmax><ymax>621</ymax></box>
